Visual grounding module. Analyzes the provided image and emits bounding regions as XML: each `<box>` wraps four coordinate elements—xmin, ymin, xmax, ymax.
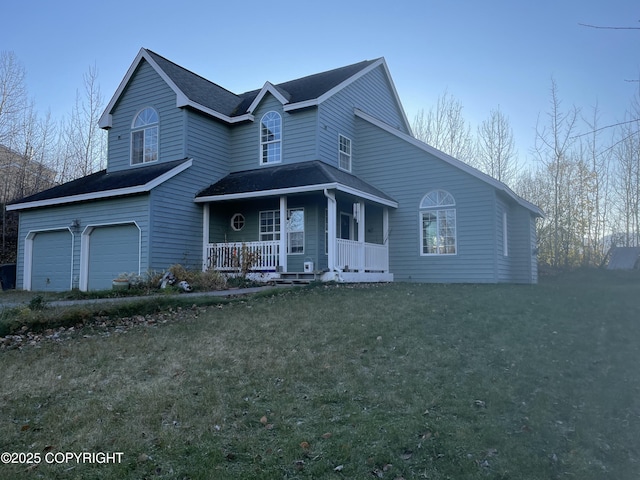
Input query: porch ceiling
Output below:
<box><xmin>195</xmin><ymin>160</ymin><xmax>398</xmax><ymax>207</ymax></box>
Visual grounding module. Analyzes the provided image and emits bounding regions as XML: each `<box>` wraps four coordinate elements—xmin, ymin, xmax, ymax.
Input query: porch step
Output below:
<box><xmin>274</xmin><ymin>272</ymin><xmax>321</xmax><ymax>285</ymax></box>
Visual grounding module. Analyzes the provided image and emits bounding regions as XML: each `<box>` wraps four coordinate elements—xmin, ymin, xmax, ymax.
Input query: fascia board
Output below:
<box><xmin>7</xmin><ymin>159</ymin><xmax>192</xmax><ymax>211</ymax></box>
<box><xmin>354</xmin><ymin>109</ymin><xmax>543</xmax><ymax>217</ymax></box>
<box><xmin>335</xmin><ymin>185</ymin><xmax>398</xmax><ymax>208</ymax></box>
<box><xmin>195</xmin><ymin>183</ymin><xmax>337</xmax><ymax>203</ymax></box>
<box><xmin>99</xmin><ymin>49</ymin><xmax>250</xmax><ymax>128</ymax></box>
<box><xmin>246</xmin><ymin>82</ymin><xmax>290</xmax><ymax>114</ymax></box>
<box><xmin>378</xmin><ymin>58</ymin><xmax>413</xmax><ymax>134</ymax></box>
<box><xmin>180</xmin><ymin>99</ymin><xmax>254</xmax><ymax>123</ymax></box>
<box><xmin>99</xmin><ymin>48</ymin><xmax>148</xmax><ymax>128</ymax></box>
<box><xmin>280</xmin><ymin>59</ymin><xmax>394</xmax><ymax>117</ymax></box>
<box><xmin>283</xmin><ymin>99</ymin><xmax>318</xmax><ymax>112</ymax></box>
<box><xmin>195</xmin><ymin>181</ymin><xmax>397</xmax><ymax>208</ymax></box>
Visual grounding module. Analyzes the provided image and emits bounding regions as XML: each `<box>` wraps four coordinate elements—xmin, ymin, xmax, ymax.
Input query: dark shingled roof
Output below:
<box><xmin>145</xmin><ymin>49</ymin><xmax>379</xmax><ymax>117</ymax></box>
<box><xmin>9</xmin><ymin>158</ymin><xmax>189</xmax><ymax>205</ymax></box>
<box><xmin>146</xmin><ymin>51</ymin><xmax>243</xmax><ymax>117</ymax></box>
<box><xmin>196</xmin><ymin>160</ymin><xmax>396</xmax><ymax>204</ymax></box>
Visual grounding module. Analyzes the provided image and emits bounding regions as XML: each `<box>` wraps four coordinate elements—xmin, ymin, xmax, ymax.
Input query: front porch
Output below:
<box><xmin>204</xmin><ymin>237</ymin><xmax>392</xmax><ymax>283</ymax></box>
<box><xmin>195</xmin><ymin>161</ymin><xmax>398</xmax><ymax>283</ymax></box>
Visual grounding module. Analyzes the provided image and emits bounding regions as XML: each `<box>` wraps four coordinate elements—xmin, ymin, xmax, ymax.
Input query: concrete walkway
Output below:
<box><xmin>0</xmin><ymin>286</ymin><xmax>284</xmax><ymax>309</ymax></box>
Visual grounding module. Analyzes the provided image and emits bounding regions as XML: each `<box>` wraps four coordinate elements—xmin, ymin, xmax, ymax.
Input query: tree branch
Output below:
<box><xmin>578</xmin><ymin>22</ymin><xmax>640</xmax><ymax>30</ymax></box>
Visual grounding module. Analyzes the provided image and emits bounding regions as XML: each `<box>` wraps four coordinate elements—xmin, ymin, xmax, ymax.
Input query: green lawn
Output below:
<box><xmin>1</xmin><ymin>271</ymin><xmax>639</xmax><ymax>479</ymax></box>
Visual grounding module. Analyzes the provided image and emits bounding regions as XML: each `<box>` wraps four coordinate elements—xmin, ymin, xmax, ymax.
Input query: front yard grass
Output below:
<box><xmin>1</xmin><ymin>270</ymin><xmax>639</xmax><ymax>479</ymax></box>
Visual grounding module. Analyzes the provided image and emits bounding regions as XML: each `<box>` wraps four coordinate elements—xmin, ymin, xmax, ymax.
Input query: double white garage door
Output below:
<box><xmin>30</xmin><ymin>224</ymin><xmax>140</xmax><ymax>291</ymax></box>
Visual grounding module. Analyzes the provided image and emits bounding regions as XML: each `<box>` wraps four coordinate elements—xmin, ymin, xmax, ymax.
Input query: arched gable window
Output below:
<box><xmin>131</xmin><ymin>107</ymin><xmax>158</xmax><ymax>164</ymax></box>
<box><xmin>260</xmin><ymin>111</ymin><xmax>282</xmax><ymax>164</ymax></box>
<box><xmin>420</xmin><ymin>190</ymin><xmax>456</xmax><ymax>255</ymax></box>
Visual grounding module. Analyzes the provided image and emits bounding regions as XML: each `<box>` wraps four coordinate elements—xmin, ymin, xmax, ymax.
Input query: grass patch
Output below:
<box><xmin>1</xmin><ymin>270</ymin><xmax>639</xmax><ymax>478</ymax></box>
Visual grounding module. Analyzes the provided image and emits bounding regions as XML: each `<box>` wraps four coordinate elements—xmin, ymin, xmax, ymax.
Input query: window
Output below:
<box><xmin>131</xmin><ymin>107</ymin><xmax>158</xmax><ymax>164</ymax></box>
<box><xmin>287</xmin><ymin>208</ymin><xmax>304</xmax><ymax>254</ymax></box>
<box><xmin>260</xmin><ymin>111</ymin><xmax>282</xmax><ymax>164</ymax></box>
<box><xmin>339</xmin><ymin>134</ymin><xmax>351</xmax><ymax>171</ymax></box>
<box><xmin>259</xmin><ymin>210</ymin><xmax>280</xmax><ymax>241</ymax></box>
<box><xmin>420</xmin><ymin>190</ymin><xmax>456</xmax><ymax>255</ymax></box>
<box><xmin>231</xmin><ymin>213</ymin><xmax>245</xmax><ymax>231</ymax></box>
<box><xmin>259</xmin><ymin>209</ymin><xmax>304</xmax><ymax>254</ymax></box>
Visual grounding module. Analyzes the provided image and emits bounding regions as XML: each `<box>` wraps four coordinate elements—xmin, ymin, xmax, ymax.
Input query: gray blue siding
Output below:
<box><xmin>356</xmin><ymin>116</ymin><xmax>510</xmax><ymax>283</ymax></box>
<box><xmin>16</xmin><ymin>195</ymin><xmax>150</xmax><ymax>290</ymax></box>
<box><xmin>107</xmin><ymin>60</ymin><xmax>185</xmax><ymax>173</ymax></box>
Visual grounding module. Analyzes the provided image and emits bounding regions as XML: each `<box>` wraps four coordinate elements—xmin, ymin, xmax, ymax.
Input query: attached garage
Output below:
<box><xmin>85</xmin><ymin>224</ymin><xmax>141</xmax><ymax>290</ymax></box>
<box><xmin>29</xmin><ymin>229</ymin><xmax>73</xmax><ymax>291</ymax></box>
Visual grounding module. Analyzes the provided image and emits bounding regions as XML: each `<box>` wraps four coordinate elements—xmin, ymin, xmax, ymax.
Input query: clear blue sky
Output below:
<box><xmin>2</xmin><ymin>0</ymin><xmax>639</xmax><ymax>163</ymax></box>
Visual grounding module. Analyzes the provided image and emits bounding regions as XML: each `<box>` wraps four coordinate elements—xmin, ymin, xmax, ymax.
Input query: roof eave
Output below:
<box><xmin>354</xmin><ymin>109</ymin><xmax>542</xmax><ymax>216</ymax></box>
<box><xmin>195</xmin><ymin>181</ymin><xmax>398</xmax><ymax>208</ymax></box>
<box><xmin>246</xmin><ymin>82</ymin><xmax>290</xmax><ymax>114</ymax></box>
<box><xmin>99</xmin><ymin>49</ymin><xmax>250</xmax><ymax>128</ymax></box>
<box><xmin>8</xmin><ymin>159</ymin><xmax>192</xmax><ymax>211</ymax></box>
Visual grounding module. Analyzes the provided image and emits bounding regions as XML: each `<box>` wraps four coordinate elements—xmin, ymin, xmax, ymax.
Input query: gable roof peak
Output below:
<box><xmin>99</xmin><ymin>50</ymin><xmax>401</xmax><ymax>128</ymax></box>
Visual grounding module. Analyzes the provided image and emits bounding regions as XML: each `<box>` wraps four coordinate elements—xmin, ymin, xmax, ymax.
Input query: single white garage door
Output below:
<box><xmin>87</xmin><ymin>224</ymin><xmax>140</xmax><ymax>290</ymax></box>
<box><xmin>31</xmin><ymin>230</ymin><xmax>73</xmax><ymax>291</ymax></box>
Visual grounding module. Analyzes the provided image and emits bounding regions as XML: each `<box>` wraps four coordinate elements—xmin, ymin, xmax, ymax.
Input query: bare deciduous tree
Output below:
<box><xmin>0</xmin><ymin>51</ymin><xmax>27</xmax><ymax>147</ymax></box>
<box><xmin>412</xmin><ymin>90</ymin><xmax>476</xmax><ymax>165</ymax></box>
<box><xmin>476</xmin><ymin>106</ymin><xmax>519</xmax><ymax>185</ymax></box>
<box><xmin>57</xmin><ymin>63</ymin><xmax>106</xmax><ymax>181</ymax></box>
<box><xmin>533</xmin><ymin>78</ymin><xmax>580</xmax><ymax>267</ymax></box>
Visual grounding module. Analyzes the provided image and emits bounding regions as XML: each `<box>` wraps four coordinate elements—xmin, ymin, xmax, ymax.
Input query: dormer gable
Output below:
<box><xmin>246</xmin><ymin>81</ymin><xmax>291</xmax><ymax>113</ymax></box>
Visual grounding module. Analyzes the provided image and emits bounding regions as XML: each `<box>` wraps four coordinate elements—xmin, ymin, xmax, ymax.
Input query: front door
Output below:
<box><xmin>340</xmin><ymin>212</ymin><xmax>355</xmax><ymax>240</ymax></box>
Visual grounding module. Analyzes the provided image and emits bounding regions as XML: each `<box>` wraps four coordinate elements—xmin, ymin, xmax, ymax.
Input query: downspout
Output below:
<box><xmin>324</xmin><ymin>189</ymin><xmax>342</xmax><ymax>281</ymax></box>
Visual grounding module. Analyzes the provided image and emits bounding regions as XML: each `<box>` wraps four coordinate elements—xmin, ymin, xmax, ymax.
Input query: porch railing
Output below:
<box><xmin>336</xmin><ymin>239</ymin><xmax>388</xmax><ymax>272</ymax></box>
<box><xmin>206</xmin><ymin>239</ymin><xmax>388</xmax><ymax>273</ymax></box>
<box><xmin>206</xmin><ymin>241</ymin><xmax>280</xmax><ymax>272</ymax></box>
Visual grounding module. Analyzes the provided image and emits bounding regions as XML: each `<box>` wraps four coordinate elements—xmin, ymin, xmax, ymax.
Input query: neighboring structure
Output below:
<box><xmin>8</xmin><ymin>49</ymin><xmax>542</xmax><ymax>291</ymax></box>
<box><xmin>606</xmin><ymin>247</ymin><xmax>640</xmax><ymax>270</ymax></box>
<box><xmin>1</xmin><ymin>145</ymin><xmax>56</xmax><ymax>264</ymax></box>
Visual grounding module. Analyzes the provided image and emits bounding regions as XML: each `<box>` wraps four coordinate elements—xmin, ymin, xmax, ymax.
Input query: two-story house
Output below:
<box><xmin>8</xmin><ymin>49</ymin><xmax>542</xmax><ymax>291</ymax></box>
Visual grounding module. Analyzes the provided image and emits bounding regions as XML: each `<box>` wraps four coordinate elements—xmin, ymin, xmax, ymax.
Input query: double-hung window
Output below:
<box><xmin>131</xmin><ymin>107</ymin><xmax>158</xmax><ymax>164</ymax></box>
<box><xmin>259</xmin><ymin>209</ymin><xmax>304</xmax><ymax>254</ymax></box>
<box><xmin>339</xmin><ymin>134</ymin><xmax>351</xmax><ymax>171</ymax></box>
<box><xmin>420</xmin><ymin>190</ymin><xmax>457</xmax><ymax>255</ymax></box>
<box><xmin>260</xmin><ymin>111</ymin><xmax>282</xmax><ymax>164</ymax></box>
<box><xmin>259</xmin><ymin>210</ymin><xmax>281</xmax><ymax>241</ymax></box>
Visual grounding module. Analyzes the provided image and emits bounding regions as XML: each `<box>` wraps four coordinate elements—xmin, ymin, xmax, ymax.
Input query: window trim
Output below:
<box><xmin>419</xmin><ymin>190</ymin><xmax>457</xmax><ymax>256</ymax></box>
<box><xmin>231</xmin><ymin>213</ymin><xmax>245</xmax><ymax>232</ymax></box>
<box><xmin>131</xmin><ymin>107</ymin><xmax>159</xmax><ymax>165</ymax></box>
<box><xmin>260</xmin><ymin>111</ymin><xmax>282</xmax><ymax>165</ymax></box>
<box><xmin>338</xmin><ymin>134</ymin><xmax>352</xmax><ymax>171</ymax></box>
<box><xmin>286</xmin><ymin>208</ymin><xmax>305</xmax><ymax>254</ymax></box>
<box><xmin>259</xmin><ymin>210</ymin><xmax>281</xmax><ymax>242</ymax></box>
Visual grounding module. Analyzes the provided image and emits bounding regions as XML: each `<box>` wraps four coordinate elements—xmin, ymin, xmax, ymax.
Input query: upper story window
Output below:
<box><xmin>260</xmin><ymin>111</ymin><xmax>282</xmax><ymax>164</ymax></box>
<box><xmin>339</xmin><ymin>134</ymin><xmax>352</xmax><ymax>171</ymax></box>
<box><xmin>420</xmin><ymin>190</ymin><xmax>457</xmax><ymax>255</ymax></box>
<box><xmin>131</xmin><ymin>107</ymin><xmax>158</xmax><ymax>165</ymax></box>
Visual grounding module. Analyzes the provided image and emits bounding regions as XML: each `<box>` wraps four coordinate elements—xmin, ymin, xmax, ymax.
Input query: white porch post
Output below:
<box><xmin>279</xmin><ymin>196</ymin><xmax>287</xmax><ymax>272</ymax></box>
<box><xmin>202</xmin><ymin>203</ymin><xmax>210</xmax><ymax>271</ymax></box>
<box><xmin>325</xmin><ymin>190</ymin><xmax>337</xmax><ymax>271</ymax></box>
<box><xmin>357</xmin><ymin>202</ymin><xmax>365</xmax><ymax>271</ymax></box>
<box><xmin>383</xmin><ymin>207</ymin><xmax>389</xmax><ymax>273</ymax></box>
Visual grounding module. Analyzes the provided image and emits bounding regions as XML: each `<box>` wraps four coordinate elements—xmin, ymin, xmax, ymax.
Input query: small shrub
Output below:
<box><xmin>28</xmin><ymin>295</ymin><xmax>48</xmax><ymax>311</ymax></box>
<box><xmin>195</xmin><ymin>269</ymin><xmax>227</xmax><ymax>291</ymax></box>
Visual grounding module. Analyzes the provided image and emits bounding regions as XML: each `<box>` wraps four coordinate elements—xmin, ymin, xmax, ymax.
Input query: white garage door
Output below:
<box><xmin>87</xmin><ymin>224</ymin><xmax>140</xmax><ymax>290</ymax></box>
<box><xmin>31</xmin><ymin>230</ymin><xmax>73</xmax><ymax>291</ymax></box>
